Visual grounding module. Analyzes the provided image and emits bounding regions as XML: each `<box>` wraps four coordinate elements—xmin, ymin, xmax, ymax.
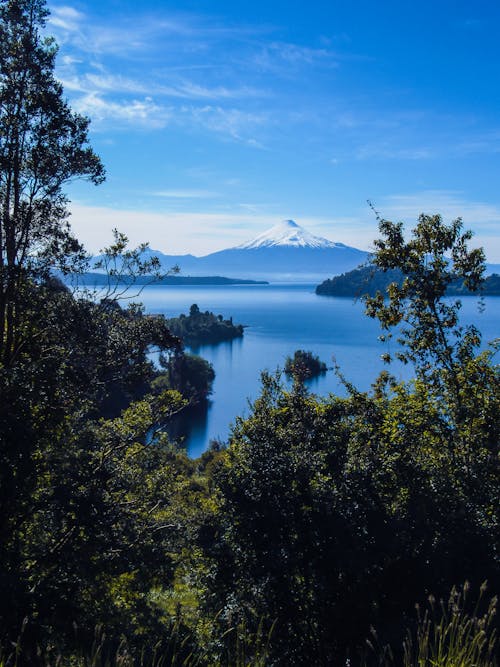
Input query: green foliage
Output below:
<box><xmin>284</xmin><ymin>349</ymin><xmax>327</xmax><ymax>380</ymax></box>
<box><xmin>363</xmin><ymin>214</ymin><xmax>486</xmax><ymax>378</ymax></box>
<box><xmin>200</xmin><ymin>361</ymin><xmax>499</xmax><ymax>664</ymax></box>
<box><xmin>0</xmin><ymin>4</ymin><xmax>209</xmax><ymax>660</ymax></box>
<box><xmin>166</xmin><ymin>304</ymin><xmax>244</xmax><ymax>346</ymax></box>
<box><xmin>153</xmin><ymin>352</ymin><xmax>215</xmax><ymax>403</ymax></box>
<box><xmin>0</xmin><ymin>274</ymin><xmax>191</xmax><ymax>660</ymax></box>
<box><xmin>0</xmin><ymin>617</ymin><xmax>274</xmax><ymax>666</ymax></box>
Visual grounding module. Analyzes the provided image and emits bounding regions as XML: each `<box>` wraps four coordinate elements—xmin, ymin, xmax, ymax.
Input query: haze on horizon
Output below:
<box><xmin>48</xmin><ymin>0</ymin><xmax>500</xmax><ymax>262</ymax></box>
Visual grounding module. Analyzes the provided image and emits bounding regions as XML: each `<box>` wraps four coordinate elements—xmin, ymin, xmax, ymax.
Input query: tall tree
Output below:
<box><xmin>0</xmin><ymin>0</ymin><xmax>104</xmax><ymax>365</ymax></box>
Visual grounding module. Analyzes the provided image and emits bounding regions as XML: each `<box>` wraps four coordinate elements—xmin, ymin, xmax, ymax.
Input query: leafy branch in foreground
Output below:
<box><xmin>87</xmin><ymin>228</ymin><xmax>179</xmax><ymax>302</ymax></box>
<box><xmin>362</xmin><ymin>213</ymin><xmax>499</xmax><ymax>444</ymax></box>
<box><xmin>364</xmin><ymin>213</ymin><xmax>486</xmax><ymax>376</ymax></box>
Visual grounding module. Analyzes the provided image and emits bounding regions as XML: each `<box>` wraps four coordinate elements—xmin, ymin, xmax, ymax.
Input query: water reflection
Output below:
<box><xmin>302</xmin><ymin>373</ymin><xmax>324</xmax><ymax>393</ymax></box>
<box><xmin>190</xmin><ymin>335</ymin><xmax>243</xmax><ymax>362</ymax></box>
<box><xmin>168</xmin><ymin>399</ymin><xmax>211</xmax><ymax>458</ymax></box>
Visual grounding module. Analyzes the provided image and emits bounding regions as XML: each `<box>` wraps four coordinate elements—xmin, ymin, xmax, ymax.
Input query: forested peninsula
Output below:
<box><xmin>1</xmin><ymin>3</ymin><xmax>499</xmax><ymax>666</ymax></box>
<box><xmin>316</xmin><ymin>265</ymin><xmax>500</xmax><ymax>296</ymax></box>
<box><xmin>79</xmin><ymin>272</ymin><xmax>268</xmax><ymax>286</ymax></box>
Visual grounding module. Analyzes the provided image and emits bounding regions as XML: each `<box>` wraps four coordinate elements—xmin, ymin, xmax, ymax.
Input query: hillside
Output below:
<box><xmin>316</xmin><ymin>266</ymin><xmax>500</xmax><ymax>296</ymax></box>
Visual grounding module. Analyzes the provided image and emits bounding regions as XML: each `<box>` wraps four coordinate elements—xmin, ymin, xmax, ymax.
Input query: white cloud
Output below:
<box><xmin>67</xmin><ymin>202</ymin><xmax>379</xmax><ymax>257</ymax></box>
<box><xmin>66</xmin><ymin>198</ymin><xmax>500</xmax><ymax>263</ymax></box>
<box><xmin>187</xmin><ymin>105</ymin><xmax>269</xmax><ymax>145</ymax></box>
<box><xmin>73</xmin><ymin>93</ymin><xmax>171</xmax><ymax>128</ymax></box>
<box><xmin>254</xmin><ymin>41</ymin><xmax>339</xmax><ymax>73</ymax></box>
<box><xmin>69</xmin><ymin>90</ymin><xmax>270</xmax><ymax>143</ymax></box>
<box><xmin>173</xmin><ymin>81</ymin><xmax>265</xmax><ymax>100</ymax></box>
<box><xmin>68</xmin><ymin>204</ymin><xmax>280</xmax><ymax>254</ymax></box>
<box><xmin>60</xmin><ymin>54</ymin><xmax>82</xmax><ymax>66</ymax></box>
<box><xmin>48</xmin><ymin>10</ymin><xmax>259</xmax><ymax>58</ymax></box>
<box><xmin>48</xmin><ymin>5</ymin><xmax>85</xmax><ymax>32</ymax></box>
<box><xmin>83</xmin><ymin>73</ymin><xmax>150</xmax><ymax>94</ymax></box>
<box><xmin>59</xmin><ymin>70</ymin><xmax>264</xmax><ymax>101</ymax></box>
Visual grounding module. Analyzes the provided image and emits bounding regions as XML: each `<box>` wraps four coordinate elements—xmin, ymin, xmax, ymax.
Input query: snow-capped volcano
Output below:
<box><xmin>237</xmin><ymin>219</ymin><xmax>345</xmax><ymax>250</ymax></box>
<box><xmin>94</xmin><ymin>219</ymin><xmax>368</xmax><ymax>281</ymax></box>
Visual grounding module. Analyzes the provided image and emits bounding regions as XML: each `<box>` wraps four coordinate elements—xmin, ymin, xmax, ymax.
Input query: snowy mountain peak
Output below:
<box><xmin>236</xmin><ymin>219</ymin><xmax>342</xmax><ymax>250</ymax></box>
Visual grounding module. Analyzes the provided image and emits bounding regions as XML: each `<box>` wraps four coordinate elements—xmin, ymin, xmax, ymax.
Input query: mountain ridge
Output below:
<box><xmin>93</xmin><ymin>220</ymin><xmax>370</xmax><ymax>281</ymax></box>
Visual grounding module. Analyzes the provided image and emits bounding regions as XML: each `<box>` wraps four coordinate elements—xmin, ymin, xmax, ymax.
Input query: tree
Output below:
<box><xmin>363</xmin><ymin>213</ymin><xmax>499</xmax><ymax>473</ymax></box>
<box><xmin>363</xmin><ymin>213</ymin><xmax>486</xmax><ymax>385</ymax></box>
<box><xmin>0</xmin><ymin>5</ymin><xmax>198</xmax><ymax>655</ymax></box>
<box><xmin>0</xmin><ymin>0</ymin><xmax>104</xmax><ymax>365</ymax></box>
<box><xmin>161</xmin><ymin>351</ymin><xmax>215</xmax><ymax>402</ymax></box>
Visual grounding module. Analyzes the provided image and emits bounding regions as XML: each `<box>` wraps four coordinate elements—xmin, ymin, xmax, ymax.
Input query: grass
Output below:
<box><xmin>369</xmin><ymin>582</ymin><xmax>498</xmax><ymax>667</ymax></box>
<box><xmin>402</xmin><ymin>582</ymin><xmax>498</xmax><ymax>666</ymax></box>
<box><xmin>0</xmin><ymin>616</ymin><xmax>274</xmax><ymax>667</ymax></box>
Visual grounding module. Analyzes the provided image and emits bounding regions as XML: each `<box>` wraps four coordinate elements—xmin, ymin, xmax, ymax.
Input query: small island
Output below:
<box><xmin>316</xmin><ymin>266</ymin><xmax>500</xmax><ymax>297</ymax></box>
<box><xmin>284</xmin><ymin>349</ymin><xmax>328</xmax><ymax>381</ymax></box>
<box><xmin>166</xmin><ymin>303</ymin><xmax>244</xmax><ymax>345</ymax></box>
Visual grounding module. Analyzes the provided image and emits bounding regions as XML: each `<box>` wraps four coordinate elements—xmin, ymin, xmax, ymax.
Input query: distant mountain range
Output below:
<box><xmin>107</xmin><ymin>220</ymin><xmax>370</xmax><ymax>281</ymax></box>
<box><xmin>92</xmin><ymin>219</ymin><xmax>500</xmax><ymax>283</ymax></box>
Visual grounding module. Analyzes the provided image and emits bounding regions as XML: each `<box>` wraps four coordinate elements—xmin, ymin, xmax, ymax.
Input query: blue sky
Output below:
<box><xmin>47</xmin><ymin>0</ymin><xmax>500</xmax><ymax>261</ymax></box>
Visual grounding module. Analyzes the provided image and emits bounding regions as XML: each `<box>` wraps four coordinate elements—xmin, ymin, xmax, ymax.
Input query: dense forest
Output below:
<box><xmin>0</xmin><ymin>2</ymin><xmax>499</xmax><ymax>665</ymax></box>
<box><xmin>316</xmin><ymin>264</ymin><xmax>500</xmax><ymax>297</ymax></box>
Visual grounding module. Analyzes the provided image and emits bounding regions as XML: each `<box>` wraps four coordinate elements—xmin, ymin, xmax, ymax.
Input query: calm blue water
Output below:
<box><xmin>140</xmin><ymin>284</ymin><xmax>499</xmax><ymax>458</ymax></box>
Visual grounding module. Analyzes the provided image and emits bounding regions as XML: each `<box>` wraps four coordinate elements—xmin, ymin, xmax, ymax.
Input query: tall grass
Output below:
<box><xmin>2</xmin><ymin>585</ymin><xmax>497</xmax><ymax>665</ymax></box>
<box><xmin>402</xmin><ymin>582</ymin><xmax>497</xmax><ymax>666</ymax></box>
<box><xmin>369</xmin><ymin>582</ymin><xmax>498</xmax><ymax>667</ymax></box>
<box><xmin>0</xmin><ymin>616</ymin><xmax>274</xmax><ymax>667</ymax></box>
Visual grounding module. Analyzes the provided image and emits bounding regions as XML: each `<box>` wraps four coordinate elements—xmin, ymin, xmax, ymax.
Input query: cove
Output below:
<box><xmin>139</xmin><ymin>283</ymin><xmax>500</xmax><ymax>457</ymax></box>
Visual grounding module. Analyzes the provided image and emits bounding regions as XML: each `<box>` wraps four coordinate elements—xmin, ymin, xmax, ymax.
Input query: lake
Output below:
<box><xmin>139</xmin><ymin>284</ymin><xmax>499</xmax><ymax>458</ymax></box>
